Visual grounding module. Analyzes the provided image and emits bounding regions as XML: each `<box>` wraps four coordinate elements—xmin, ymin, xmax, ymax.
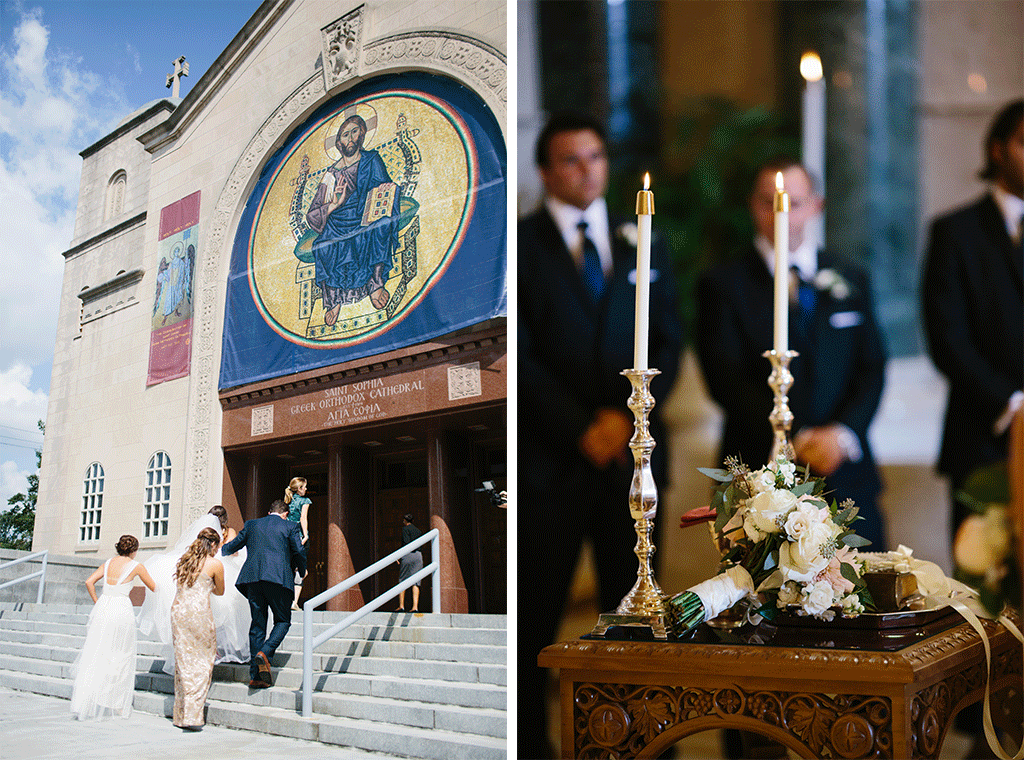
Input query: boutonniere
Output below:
<box><xmin>616</xmin><ymin>222</ymin><xmax>639</xmax><ymax>247</ymax></box>
<box><xmin>813</xmin><ymin>268</ymin><xmax>852</xmax><ymax>300</ymax></box>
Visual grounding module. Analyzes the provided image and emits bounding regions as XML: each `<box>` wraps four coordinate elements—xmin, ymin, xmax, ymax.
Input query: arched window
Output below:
<box><xmin>105</xmin><ymin>170</ymin><xmax>127</xmax><ymax>220</ymax></box>
<box><xmin>80</xmin><ymin>462</ymin><xmax>104</xmax><ymax>542</ymax></box>
<box><xmin>143</xmin><ymin>452</ymin><xmax>171</xmax><ymax>539</ymax></box>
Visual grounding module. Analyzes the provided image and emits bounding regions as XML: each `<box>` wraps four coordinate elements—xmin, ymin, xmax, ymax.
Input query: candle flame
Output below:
<box><xmin>643</xmin><ymin>172</ymin><xmax>650</xmax><ymax>190</ymax></box>
<box><xmin>775</xmin><ymin>171</ymin><xmax>785</xmax><ymax>193</ymax></box>
<box><xmin>800</xmin><ymin>51</ymin><xmax>823</xmax><ymax>82</ymax></box>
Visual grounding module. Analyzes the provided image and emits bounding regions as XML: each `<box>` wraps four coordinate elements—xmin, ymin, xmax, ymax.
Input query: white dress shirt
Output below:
<box><xmin>754</xmin><ymin>234</ymin><xmax>818</xmax><ymax>281</ymax></box>
<box><xmin>992</xmin><ymin>184</ymin><xmax>1024</xmax><ymax>244</ymax></box>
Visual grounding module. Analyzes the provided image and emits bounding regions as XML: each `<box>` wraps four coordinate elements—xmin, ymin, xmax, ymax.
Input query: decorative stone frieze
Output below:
<box><xmin>78</xmin><ymin>268</ymin><xmax>145</xmax><ymax>325</ymax></box>
<box><xmin>361</xmin><ymin>31</ymin><xmax>506</xmax><ymax>124</ymax></box>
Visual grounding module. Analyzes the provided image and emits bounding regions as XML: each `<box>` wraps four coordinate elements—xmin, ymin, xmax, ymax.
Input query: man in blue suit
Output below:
<box><xmin>222</xmin><ymin>499</ymin><xmax>307</xmax><ymax>688</ymax></box>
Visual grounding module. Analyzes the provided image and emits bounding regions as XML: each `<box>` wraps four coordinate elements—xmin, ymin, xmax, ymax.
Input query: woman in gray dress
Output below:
<box><xmin>396</xmin><ymin>514</ymin><xmax>423</xmax><ymax>612</ymax></box>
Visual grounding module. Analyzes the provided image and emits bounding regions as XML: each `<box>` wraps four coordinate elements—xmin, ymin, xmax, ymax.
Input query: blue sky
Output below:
<box><xmin>0</xmin><ymin>0</ymin><xmax>261</xmax><ymax>506</ymax></box>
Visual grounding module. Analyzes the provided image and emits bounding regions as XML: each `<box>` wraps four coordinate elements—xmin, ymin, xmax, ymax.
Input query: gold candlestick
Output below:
<box><xmin>763</xmin><ymin>349</ymin><xmax>798</xmax><ymax>461</ymax></box>
<box><xmin>591</xmin><ymin>367</ymin><xmax>669</xmax><ymax>640</ymax></box>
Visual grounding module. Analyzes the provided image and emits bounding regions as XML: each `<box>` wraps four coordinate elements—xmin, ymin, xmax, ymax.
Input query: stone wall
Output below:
<box><xmin>0</xmin><ymin>549</ymin><xmax>101</xmax><ymax>606</ymax></box>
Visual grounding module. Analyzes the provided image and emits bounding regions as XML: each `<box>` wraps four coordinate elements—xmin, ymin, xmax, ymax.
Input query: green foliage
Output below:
<box><xmin>607</xmin><ymin>97</ymin><xmax>799</xmax><ymax>337</ymax></box>
<box><xmin>0</xmin><ymin>421</ymin><xmax>42</xmax><ymax>551</ymax></box>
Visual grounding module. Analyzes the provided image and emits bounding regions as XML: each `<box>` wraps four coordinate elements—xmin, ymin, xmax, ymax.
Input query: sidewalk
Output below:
<box><xmin>0</xmin><ymin>687</ymin><xmax>381</xmax><ymax>759</ymax></box>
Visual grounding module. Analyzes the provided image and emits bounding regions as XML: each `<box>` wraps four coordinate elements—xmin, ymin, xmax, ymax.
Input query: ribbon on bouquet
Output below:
<box><xmin>876</xmin><ymin>546</ymin><xmax>1024</xmax><ymax>760</ymax></box>
<box><xmin>665</xmin><ymin>565</ymin><xmax>755</xmax><ymax>636</ymax></box>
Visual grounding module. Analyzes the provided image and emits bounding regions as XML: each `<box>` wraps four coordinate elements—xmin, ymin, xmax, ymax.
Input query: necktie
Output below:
<box><xmin>791</xmin><ymin>266</ymin><xmax>816</xmax><ymax>335</ymax></box>
<box><xmin>578</xmin><ymin>221</ymin><xmax>605</xmax><ymax>302</ymax></box>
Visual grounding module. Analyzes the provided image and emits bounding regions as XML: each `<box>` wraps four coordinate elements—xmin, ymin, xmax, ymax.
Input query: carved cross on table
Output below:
<box><xmin>165</xmin><ymin>56</ymin><xmax>189</xmax><ymax>99</ymax></box>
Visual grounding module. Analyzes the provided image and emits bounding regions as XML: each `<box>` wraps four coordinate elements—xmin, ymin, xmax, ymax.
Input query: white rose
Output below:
<box><xmin>776</xmin><ymin>581</ymin><xmax>801</xmax><ymax>608</ymax></box>
<box><xmin>801</xmin><ymin>579</ymin><xmax>836</xmax><ymax>618</ymax></box>
<box><xmin>778</xmin><ymin>521</ymin><xmax>833</xmax><ymax>583</ymax></box>
<box><xmin>954</xmin><ymin>508</ymin><xmax>1010</xmax><ymax>576</ymax></box>
<box><xmin>769</xmin><ymin>458</ymin><xmax>796</xmax><ymax>486</ymax></box>
<box><xmin>748</xmin><ymin>468</ymin><xmax>776</xmax><ymax>496</ymax></box>
<box><xmin>783</xmin><ymin>500</ymin><xmax>828</xmax><ymax>541</ymax></box>
<box><xmin>840</xmin><ymin>593</ymin><xmax>864</xmax><ymax>615</ymax></box>
<box><xmin>616</xmin><ymin>223</ymin><xmax>639</xmax><ymax>247</ymax></box>
<box><xmin>814</xmin><ymin>268</ymin><xmax>851</xmax><ymax>300</ymax></box>
<box><xmin>745</xmin><ymin>488</ymin><xmax>797</xmax><ymax>537</ymax></box>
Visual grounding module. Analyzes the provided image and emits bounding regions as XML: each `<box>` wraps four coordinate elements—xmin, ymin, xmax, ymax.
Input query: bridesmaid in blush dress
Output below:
<box><xmin>170</xmin><ymin>527</ymin><xmax>224</xmax><ymax>729</ymax></box>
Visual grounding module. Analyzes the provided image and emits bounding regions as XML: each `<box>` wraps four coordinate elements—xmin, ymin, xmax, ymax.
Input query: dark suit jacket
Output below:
<box><xmin>518</xmin><ymin>205</ymin><xmax>684</xmax><ymax>492</ymax></box>
<box><xmin>222</xmin><ymin>514</ymin><xmax>307</xmax><ymax>591</ymax></box>
<box><xmin>695</xmin><ymin>246</ymin><xmax>887</xmax><ymax>514</ymax></box>
<box><xmin>923</xmin><ymin>193</ymin><xmax>1024</xmax><ymax>488</ymax></box>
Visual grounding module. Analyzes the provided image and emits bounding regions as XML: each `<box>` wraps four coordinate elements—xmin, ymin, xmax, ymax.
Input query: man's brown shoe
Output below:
<box><xmin>248</xmin><ymin>679</ymin><xmax>270</xmax><ymax>689</ymax></box>
<box><xmin>255</xmin><ymin>651</ymin><xmax>271</xmax><ymax>678</ymax></box>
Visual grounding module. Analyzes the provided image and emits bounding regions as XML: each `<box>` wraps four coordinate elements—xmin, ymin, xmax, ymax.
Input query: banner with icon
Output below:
<box><xmin>219</xmin><ymin>72</ymin><xmax>506</xmax><ymax>390</ymax></box>
<box><xmin>147</xmin><ymin>191</ymin><xmax>200</xmax><ymax>386</ymax></box>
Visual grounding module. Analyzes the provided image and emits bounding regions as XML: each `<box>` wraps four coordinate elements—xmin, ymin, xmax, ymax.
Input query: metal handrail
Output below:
<box><xmin>0</xmin><ymin>550</ymin><xmax>48</xmax><ymax>604</ymax></box>
<box><xmin>301</xmin><ymin>528</ymin><xmax>440</xmax><ymax>718</ymax></box>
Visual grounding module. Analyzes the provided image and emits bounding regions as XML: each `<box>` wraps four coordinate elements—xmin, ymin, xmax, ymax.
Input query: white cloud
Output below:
<box><xmin>0</xmin><ymin>364</ymin><xmax>45</xmax><ymax>506</ymax></box>
<box><xmin>1</xmin><ymin>460</ymin><xmax>31</xmax><ymax>507</ymax></box>
<box><xmin>0</xmin><ymin>6</ymin><xmax>133</xmax><ymax>511</ymax></box>
<box><xmin>0</xmin><ymin>363</ymin><xmax>49</xmax><ymax>429</ymax></box>
<box><xmin>0</xmin><ymin>7</ymin><xmax>129</xmax><ymax>373</ymax></box>
<box><xmin>126</xmin><ymin>43</ymin><xmax>142</xmax><ymax>75</ymax></box>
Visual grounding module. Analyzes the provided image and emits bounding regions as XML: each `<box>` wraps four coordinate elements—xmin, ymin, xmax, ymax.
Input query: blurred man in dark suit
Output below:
<box><xmin>695</xmin><ymin>157</ymin><xmax>889</xmax><ymax>551</ymax></box>
<box><xmin>922</xmin><ymin>100</ymin><xmax>1022</xmax><ymax>759</ymax></box>
<box><xmin>518</xmin><ymin>112</ymin><xmax>683</xmax><ymax>758</ymax></box>
<box><xmin>923</xmin><ymin>99</ymin><xmax>1023</xmax><ymax>526</ymax></box>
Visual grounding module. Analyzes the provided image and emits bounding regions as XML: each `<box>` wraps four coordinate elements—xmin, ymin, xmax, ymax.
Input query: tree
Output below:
<box><xmin>0</xmin><ymin>421</ymin><xmax>42</xmax><ymax>551</ymax></box>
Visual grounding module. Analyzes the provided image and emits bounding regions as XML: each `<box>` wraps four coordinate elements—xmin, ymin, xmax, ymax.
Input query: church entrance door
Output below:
<box><xmin>376</xmin><ymin>456</ymin><xmax>430</xmax><ymax>611</ymax></box>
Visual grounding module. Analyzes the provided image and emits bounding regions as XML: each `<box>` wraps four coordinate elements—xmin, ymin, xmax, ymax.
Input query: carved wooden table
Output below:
<box><xmin>538</xmin><ymin>610</ymin><xmax>1022</xmax><ymax>759</ymax></box>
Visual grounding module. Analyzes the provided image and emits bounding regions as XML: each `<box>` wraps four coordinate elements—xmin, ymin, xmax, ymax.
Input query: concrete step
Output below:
<box><xmin>135</xmin><ymin>673</ymin><xmax>505</xmax><ymax>737</ymax></box>
<box><xmin>0</xmin><ymin>670</ymin><xmax>503</xmax><ymax>760</ymax></box>
<box><xmin>0</xmin><ymin>608</ymin><xmax>506</xmax><ymax>647</ymax></box>
<box><xmin>129</xmin><ymin>690</ymin><xmax>506</xmax><ymax>760</ymax></box>
<box><xmin>0</xmin><ymin>603</ymin><xmax>506</xmax><ymax>759</ymax></box>
<box><xmin>0</xmin><ymin>602</ymin><xmax>505</xmax><ymax>628</ymax></box>
<box><xmin>1</xmin><ymin>634</ymin><xmax>505</xmax><ymax>692</ymax></box>
<box><xmin>139</xmin><ymin>665</ymin><xmax>506</xmax><ymax>711</ymax></box>
<box><xmin>0</xmin><ymin>638</ymin><xmax>505</xmax><ymax>701</ymax></box>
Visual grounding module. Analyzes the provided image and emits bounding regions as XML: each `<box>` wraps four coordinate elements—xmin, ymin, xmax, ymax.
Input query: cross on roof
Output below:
<box><xmin>165</xmin><ymin>56</ymin><xmax>189</xmax><ymax>99</ymax></box>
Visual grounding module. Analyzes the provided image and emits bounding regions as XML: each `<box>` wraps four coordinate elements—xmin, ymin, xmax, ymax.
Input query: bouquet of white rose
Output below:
<box><xmin>667</xmin><ymin>455</ymin><xmax>875</xmax><ymax>636</ymax></box>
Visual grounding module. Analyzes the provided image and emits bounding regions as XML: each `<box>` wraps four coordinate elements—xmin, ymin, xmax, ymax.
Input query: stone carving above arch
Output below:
<box><xmin>321</xmin><ymin>5</ymin><xmax>363</xmax><ymax>92</ymax></box>
<box><xmin>318</xmin><ymin>22</ymin><xmax>506</xmax><ymax>129</ymax></box>
<box><xmin>360</xmin><ymin>32</ymin><xmax>506</xmax><ymax>127</ymax></box>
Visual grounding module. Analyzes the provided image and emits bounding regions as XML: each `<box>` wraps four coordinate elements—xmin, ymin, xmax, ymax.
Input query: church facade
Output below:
<box><xmin>34</xmin><ymin>0</ymin><xmax>507</xmax><ymax>614</ymax></box>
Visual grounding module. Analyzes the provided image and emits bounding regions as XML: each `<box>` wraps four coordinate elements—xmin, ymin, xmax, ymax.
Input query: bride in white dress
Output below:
<box><xmin>71</xmin><ymin>535</ymin><xmax>157</xmax><ymax>720</ymax></box>
<box><xmin>138</xmin><ymin>506</ymin><xmax>250</xmax><ymax>671</ymax></box>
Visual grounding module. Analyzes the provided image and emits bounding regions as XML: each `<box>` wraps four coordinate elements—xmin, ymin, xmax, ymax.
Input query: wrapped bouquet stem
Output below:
<box><xmin>666</xmin><ymin>565</ymin><xmax>755</xmax><ymax>636</ymax></box>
